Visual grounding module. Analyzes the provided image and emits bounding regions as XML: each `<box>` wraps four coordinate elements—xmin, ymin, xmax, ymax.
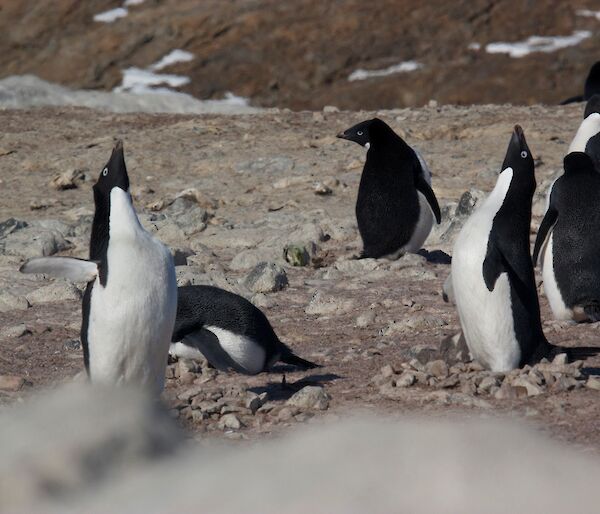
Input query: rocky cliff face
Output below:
<box><xmin>1</xmin><ymin>0</ymin><xmax>599</xmax><ymax>109</ymax></box>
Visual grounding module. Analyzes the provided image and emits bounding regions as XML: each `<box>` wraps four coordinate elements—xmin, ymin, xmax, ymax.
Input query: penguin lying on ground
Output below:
<box><xmin>561</xmin><ymin>61</ymin><xmax>600</xmax><ymax>104</ymax></box>
<box><xmin>450</xmin><ymin>126</ymin><xmax>598</xmax><ymax>372</ymax></box>
<box><xmin>568</xmin><ymin>95</ymin><xmax>600</xmax><ymax>169</ymax></box>
<box><xmin>337</xmin><ymin>118</ymin><xmax>441</xmax><ymax>259</ymax></box>
<box><xmin>533</xmin><ymin>152</ymin><xmax>600</xmax><ymax>322</ymax></box>
<box><xmin>170</xmin><ymin>285</ymin><xmax>319</xmax><ymax>374</ymax></box>
<box><xmin>21</xmin><ymin>142</ymin><xmax>177</xmax><ymax>394</ymax></box>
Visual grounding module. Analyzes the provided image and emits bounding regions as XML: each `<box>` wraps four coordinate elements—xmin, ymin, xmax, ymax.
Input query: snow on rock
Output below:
<box><xmin>114</xmin><ymin>67</ymin><xmax>191</xmax><ymax>94</ymax></box>
<box><xmin>348</xmin><ymin>61</ymin><xmax>423</xmax><ymax>81</ymax></box>
<box><xmin>150</xmin><ymin>50</ymin><xmax>195</xmax><ymax>71</ymax></box>
<box><xmin>93</xmin><ymin>7</ymin><xmax>128</xmax><ymax>23</ymax></box>
<box><xmin>124</xmin><ymin>0</ymin><xmax>145</xmax><ymax>5</ymax></box>
<box><xmin>576</xmin><ymin>9</ymin><xmax>600</xmax><ymax>20</ymax></box>
<box><xmin>485</xmin><ymin>30</ymin><xmax>592</xmax><ymax>58</ymax></box>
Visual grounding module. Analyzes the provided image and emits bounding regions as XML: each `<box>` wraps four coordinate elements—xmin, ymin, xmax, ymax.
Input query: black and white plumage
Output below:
<box><xmin>568</xmin><ymin>95</ymin><xmax>600</xmax><ymax>170</ymax></box>
<box><xmin>451</xmin><ymin>126</ymin><xmax>551</xmax><ymax>371</ymax></box>
<box><xmin>561</xmin><ymin>61</ymin><xmax>600</xmax><ymax>105</ymax></box>
<box><xmin>21</xmin><ymin>142</ymin><xmax>177</xmax><ymax>394</ymax></box>
<box><xmin>533</xmin><ymin>152</ymin><xmax>600</xmax><ymax>322</ymax></box>
<box><xmin>337</xmin><ymin>118</ymin><xmax>441</xmax><ymax>259</ymax></box>
<box><xmin>170</xmin><ymin>285</ymin><xmax>319</xmax><ymax>374</ymax></box>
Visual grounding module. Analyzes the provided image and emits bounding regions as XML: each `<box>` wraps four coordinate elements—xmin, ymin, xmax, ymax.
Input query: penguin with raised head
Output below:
<box><xmin>561</xmin><ymin>61</ymin><xmax>600</xmax><ymax>104</ymax></box>
<box><xmin>337</xmin><ymin>118</ymin><xmax>441</xmax><ymax>258</ymax></box>
<box><xmin>451</xmin><ymin>126</ymin><xmax>551</xmax><ymax>371</ymax></box>
<box><xmin>21</xmin><ymin>142</ymin><xmax>177</xmax><ymax>394</ymax></box>
<box><xmin>568</xmin><ymin>95</ymin><xmax>600</xmax><ymax>169</ymax></box>
<box><xmin>170</xmin><ymin>285</ymin><xmax>319</xmax><ymax>374</ymax></box>
<box><xmin>533</xmin><ymin>152</ymin><xmax>600</xmax><ymax>322</ymax></box>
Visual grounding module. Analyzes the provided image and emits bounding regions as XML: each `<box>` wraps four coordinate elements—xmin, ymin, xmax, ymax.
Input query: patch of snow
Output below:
<box><xmin>124</xmin><ymin>0</ymin><xmax>145</xmax><ymax>5</ymax></box>
<box><xmin>468</xmin><ymin>43</ymin><xmax>481</xmax><ymax>51</ymax></box>
<box><xmin>577</xmin><ymin>9</ymin><xmax>600</xmax><ymax>20</ymax></box>
<box><xmin>485</xmin><ymin>30</ymin><xmax>592</xmax><ymax>58</ymax></box>
<box><xmin>93</xmin><ymin>7</ymin><xmax>128</xmax><ymax>23</ymax></box>
<box><xmin>114</xmin><ymin>67</ymin><xmax>190</xmax><ymax>93</ymax></box>
<box><xmin>348</xmin><ymin>61</ymin><xmax>423</xmax><ymax>81</ymax></box>
<box><xmin>150</xmin><ymin>50</ymin><xmax>195</xmax><ymax>71</ymax></box>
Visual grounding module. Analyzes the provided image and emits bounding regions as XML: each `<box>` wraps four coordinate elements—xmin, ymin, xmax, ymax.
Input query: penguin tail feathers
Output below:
<box><xmin>564</xmin><ymin>346</ymin><xmax>600</xmax><ymax>361</ymax></box>
<box><xmin>279</xmin><ymin>343</ymin><xmax>321</xmax><ymax>369</ymax></box>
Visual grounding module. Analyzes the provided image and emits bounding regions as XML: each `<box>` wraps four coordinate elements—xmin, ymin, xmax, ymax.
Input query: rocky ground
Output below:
<box><xmin>1</xmin><ymin>103</ymin><xmax>600</xmax><ymax>449</ymax></box>
<box><xmin>2</xmin><ymin>1</ymin><xmax>600</xmax><ymax>109</ymax></box>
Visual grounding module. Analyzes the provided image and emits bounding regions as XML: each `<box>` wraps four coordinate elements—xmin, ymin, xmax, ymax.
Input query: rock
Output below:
<box><xmin>388</xmin><ymin>253</ymin><xmax>427</xmax><ymax>269</ymax></box>
<box><xmin>219</xmin><ymin>413</ymin><xmax>243</xmax><ymax>430</ymax></box>
<box><xmin>0</xmin><ymin>375</ymin><xmax>25</xmax><ymax>391</ymax></box>
<box><xmin>585</xmin><ymin>377</ymin><xmax>600</xmax><ymax>391</ymax></box>
<box><xmin>305</xmin><ymin>290</ymin><xmax>354</xmax><ymax>316</ymax></box>
<box><xmin>26</xmin><ymin>281</ymin><xmax>81</xmax><ymax>305</ymax></box>
<box><xmin>552</xmin><ymin>353</ymin><xmax>568</xmax><ymax>366</ymax></box>
<box><xmin>477</xmin><ymin>376</ymin><xmax>499</xmax><ymax>394</ymax></box>
<box><xmin>283</xmin><ymin>242</ymin><xmax>317</xmax><ymax>267</ymax></box>
<box><xmin>0</xmin><ymin>291</ymin><xmax>29</xmax><ymax>312</ymax></box>
<box><xmin>439</xmin><ymin>331</ymin><xmax>471</xmax><ymax>365</ymax></box>
<box><xmin>0</xmin><ymin>218</ymin><xmax>27</xmax><ymax>238</ymax></box>
<box><xmin>1</xmin><ymin>323</ymin><xmax>31</xmax><ymax>339</ymax></box>
<box><xmin>1</xmin><ymin>227</ymin><xmax>71</xmax><ymax>258</ymax></box>
<box><xmin>356</xmin><ymin>309</ymin><xmax>376</xmax><ymax>328</ymax></box>
<box><xmin>455</xmin><ymin>189</ymin><xmax>487</xmax><ymax>217</ymax></box>
<box><xmin>395</xmin><ymin>372</ymin><xmax>416</xmax><ymax>388</ymax></box>
<box><xmin>163</xmin><ymin>197</ymin><xmax>208</xmax><ymax>236</ymax></box>
<box><xmin>277</xmin><ymin>407</ymin><xmax>297</xmax><ymax>421</ymax></box>
<box><xmin>286</xmin><ymin>386</ymin><xmax>330</xmax><ymax>410</ymax></box>
<box><xmin>170</xmin><ymin>247</ymin><xmax>195</xmax><ymax>266</ymax></box>
<box><xmin>230</xmin><ymin>248</ymin><xmax>278</xmax><ymax>271</ymax></box>
<box><xmin>175</xmin><ymin>188</ymin><xmax>219</xmax><ymax>210</ymax></box>
<box><xmin>511</xmin><ymin>377</ymin><xmax>543</xmax><ymax>397</ymax></box>
<box><xmin>380</xmin><ymin>364</ymin><xmax>396</xmax><ymax>378</ymax></box>
<box><xmin>334</xmin><ymin>258</ymin><xmax>380</xmax><ymax>273</ymax></box>
<box><xmin>314</xmin><ymin>182</ymin><xmax>333</xmax><ymax>195</ymax></box>
<box><xmin>244</xmin><ymin>262</ymin><xmax>288</xmax><ymax>293</ymax></box>
<box><xmin>425</xmin><ymin>360</ymin><xmax>449</xmax><ymax>379</ymax></box>
<box><xmin>50</xmin><ymin>169</ymin><xmax>85</xmax><ymax>190</ymax></box>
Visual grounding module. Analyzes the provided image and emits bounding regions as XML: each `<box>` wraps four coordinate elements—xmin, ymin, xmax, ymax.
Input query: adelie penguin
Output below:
<box><xmin>533</xmin><ymin>152</ymin><xmax>600</xmax><ymax>322</ymax></box>
<box><xmin>21</xmin><ymin>141</ymin><xmax>177</xmax><ymax>394</ymax></box>
<box><xmin>170</xmin><ymin>285</ymin><xmax>319</xmax><ymax>374</ymax></box>
<box><xmin>452</xmin><ymin>126</ymin><xmax>554</xmax><ymax>371</ymax></box>
<box><xmin>337</xmin><ymin>118</ymin><xmax>441</xmax><ymax>259</ymax></box>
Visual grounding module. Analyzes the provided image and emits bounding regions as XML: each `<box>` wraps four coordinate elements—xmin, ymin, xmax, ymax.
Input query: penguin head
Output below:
<box><xmin>564</xmin><ymin>151</ymin><xmax>596</xmax><ymax>174</ymax></box>
<box><xmin>94</xmin><ymin>140</ymin><xmax>130</xmax><ymax>197</ymax></box>
<box><xmin>584</xmin><ymin>61</ymin><xmax>600</xmax><ymax>100</ymax></box>
<box><xmin>501</xmin><ymin>125</ymin><xmax>533</xmax><ymax>175</ymax></box>
<box><xmin>337</xmin><ymin>119</ymin><xmax>376</xmax><ymax>149</ymax></box>
<box><xmin>584</xmin><ymin>95</ymin><xmax>600</xmax><ymax>119</ymax></box>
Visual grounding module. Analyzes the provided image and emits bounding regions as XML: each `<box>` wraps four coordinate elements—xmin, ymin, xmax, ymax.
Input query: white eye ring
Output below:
<box><xmin>357</xmin><ymin>131</ymin><xmax>363</xmax><ymax>136</ymax></box>
<box><xmin>520</xmin><ymin>151</ymin><xmax>527</xmax><ymax>158</ymax></box>
<box><xmin>102</xmin><ymin>167</ymin><xmax>108</xmax><ymax>176</ymax></box>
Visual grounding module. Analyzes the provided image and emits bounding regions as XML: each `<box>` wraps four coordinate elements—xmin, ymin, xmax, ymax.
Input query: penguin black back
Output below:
<box><xmin>584</xmin><ymin>62</ymin><xmax>600</xmax><ymax>101</ymax></box>
<box><xmin>534</xmin><ymin>152</ymin><xmax>600</xmax><ymax>312</ymax></box>
<box><xmin>338</xmin><ymin>118</ymin><xmax>440</xmax><ymax>258</ymax></box>
<box><xmin>173</xmin><ymin>285</ymin><xmax>280</xmax><ymax>356</ymax></box>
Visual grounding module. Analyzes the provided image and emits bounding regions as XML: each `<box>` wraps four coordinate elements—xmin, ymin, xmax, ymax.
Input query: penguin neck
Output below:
<box><xmin>569</xmin><ymin>114</ymin><xmax>600</xmax><ymax>153</ymax></box>
<box><xmin>108</xmin><ymin>187</ymin><xmax>143</xmax><ymax>238</ymax></box>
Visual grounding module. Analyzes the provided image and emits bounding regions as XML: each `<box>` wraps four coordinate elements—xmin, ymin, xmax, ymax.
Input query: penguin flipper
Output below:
<box><xmin>415</xmin><ymin>173</ymin><xmax>442</xmax><ymax>223</ymax></box>
<box><xmin>20</xmin><ymin>257</ymin><xmax>98</xmax><ymax>283</ymax></box>
<box><xmin>181</xmin><ymin>328</ymin><xmax>249</xmax><ymax>374</ymax></box>
<box><xmin>533</xmin><ymin>205</ymin><xmax>559</xmax><ymax>267</ymax></box>
<box><xmin>482</xmin><ymin>241</ymin><xmax>507</xmax><ymax>292</ymax></box>
<box><xmin>442</xmin><ymin>273</ymin><xmax>454</xmax><ymax>304</ymax></box>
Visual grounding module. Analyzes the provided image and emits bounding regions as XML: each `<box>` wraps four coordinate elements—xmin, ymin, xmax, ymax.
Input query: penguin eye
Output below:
<box><xmin>520</xmin><ymin>151</ymin><xmax>528</xmax><ymax>158</ymax></box>
<box><xmin>102</xmin><ymin>167</ymin><xmax>108</xmax><ymax>176</ymax></box>
<box><xmin>357</xmin><ymin>131</ymin><xmax>363</xmax><ymax>136</ymax></box>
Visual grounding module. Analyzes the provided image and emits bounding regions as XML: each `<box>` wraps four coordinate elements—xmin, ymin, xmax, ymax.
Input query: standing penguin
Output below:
<box><xmin>451</xmin><ymin>126</ymin><xmax>551</xmax><ymax>371</ymax></box>
<box><xmin>170</xmin><ymin>285</ymin><xmax>319</xmax><ymax>374</ymax></box>
<box><xmin>533</xmin><ymin>152</ymin><xmax>600</xmax><ymax>322</ymax></box>
<box><xmin>21</xmin><ymin>141</ymin><xmax>177</xmax><ymax>394</ymax></box>
<box><xmin>337</xmin><ymin>118</ymin><xmax>441</xmax><ymax>258</ymax></box>
<box><xmin>568</xmin><ymin>95</ymin><xmax>600</xmax><ymax>169</ymax></box>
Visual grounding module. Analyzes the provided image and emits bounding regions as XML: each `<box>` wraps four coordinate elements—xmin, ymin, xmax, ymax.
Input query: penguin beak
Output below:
<box><xmin>336</xmin><ymin>131</ymin><xmax>348</xmax><ymax>140</ymax></box>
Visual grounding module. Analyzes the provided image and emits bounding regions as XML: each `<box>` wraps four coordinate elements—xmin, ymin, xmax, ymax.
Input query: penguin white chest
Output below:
<box><xmin>204</xmin><ymin>325</ymin><xmax>266</xmax><ymax>375</ymax></box>
<box><xmin>451</xmin><ymin>169</ymin><xmax>521</xmax><ymax>371</ymax></box>
<box><xmin>541</xmin><ymin>234</ymin><xmax>572</xmax><ymax>320</ymax></box>
<box><xmin>87</xmin><ymin>189</ymin><xmax>177</xmax><ymax>393</ymax></box>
